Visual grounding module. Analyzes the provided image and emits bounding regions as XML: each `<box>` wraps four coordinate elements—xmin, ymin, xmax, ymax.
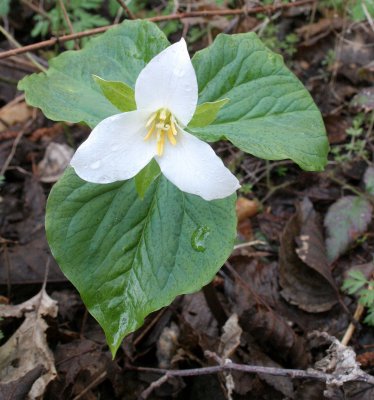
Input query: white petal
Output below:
<box><xmin>156</xmin><ymin>130</ymin><xmax>240</xmax><ymax>201</ymax></box>
<box><xmin>135</xmin><ymin>38</ymin><xmax>198</xmax><ymax>126</ymax></box>
<box><xmin>70</xmin><ymin>110</ymin><xmax>156</xmax><ymax>183</ymax></box>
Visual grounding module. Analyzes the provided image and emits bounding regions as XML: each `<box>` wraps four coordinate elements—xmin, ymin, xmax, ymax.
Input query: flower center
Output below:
<box><xmin>144</xmin><ymin>108</ymin><xmax>178</xmax><ymax>156</ymax></box>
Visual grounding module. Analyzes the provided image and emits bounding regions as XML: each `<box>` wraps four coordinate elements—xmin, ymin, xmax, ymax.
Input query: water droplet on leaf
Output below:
<box><xmin>191</xmin><ymin>226</ymin><xmax>210</xmax><ymax>252</ymax></box>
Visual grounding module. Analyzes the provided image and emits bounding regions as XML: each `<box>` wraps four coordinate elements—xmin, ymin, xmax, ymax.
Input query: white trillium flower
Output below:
<box><xmin>70</xmin><ymin>38</ymin><xmax>240</xmax><ymax>201</ymax></box>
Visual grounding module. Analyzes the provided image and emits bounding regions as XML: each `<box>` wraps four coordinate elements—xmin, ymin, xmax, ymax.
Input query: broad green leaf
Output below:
<box><xmin>46</xmin><ymin>168</ymin><xmax>237</xmax><ymax>355</ymax></box>
<box><xmin>18</xmin><ymin>20</ymin><xmax>169</xmax><ymax>128</ymax></box>
<box><xmin>92</xmin><ymin>75</ymin><xmax>136</xmax><ymax>112</ymax></box>
<box><xmin>135</xmin><ymin>159</ymin><xmax>161</xmax><ymax>199</ymax></box>
<box><xmin>324</xmin><ymin>196</ymin><xmax>373</xmax><ymax>263</ymax></box>
<box><xmin>188</xmin><ymin>99</ymin><xmax>229</xmax><ymax>129</ymax></box>
<box><xmin>190</xmin><ymin>33</ymin><xmax>329</xmax><ymax>171</ymax></box>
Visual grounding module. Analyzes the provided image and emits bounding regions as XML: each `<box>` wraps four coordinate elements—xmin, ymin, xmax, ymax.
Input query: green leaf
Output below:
<box><xmin>324</xmin><ymin>196</ymin><xmax>373</xmax><ymax>263</ymax></box>
<box><xmin>93</xmin><ymin>75</ymin><xmax>136</xmax><ymax>112</ymax></box>
<box><xmin>190</xmin><ymin>32</ymin><xmax>329</xmax><ymax>171</ymax></box>
<box><xmin>18</xmin><ymin>20</ymin><xmax>169</xmax><ymax>128</ymax></box>
<box><xmin>364</xmin><ymin>308</ymin><xmax>374</xmax><ymax>326</ymax></box>
<box><xmin>352</xmin><ymin>0</ymin><xmax>374</xmax><ymax>21</ymax></box>
<box><xmin>359</xmin><ymin>288</ymin><xmax>374</xmax><ymax>307</ymax></box>
<box><xmin>342</xmin><ymin>277</ymin><xmax>366</xmax><ymax>295</ymax></box>
<box><xmin>46</xmin><ymin>168</ymin><xmax>237</xmax><ymax>355</ymax></box>
<box><xmin>188</xmin><ymin>99</ymin><xmax>229</xmax><ymax>128</ymax></box>
<box><xmin>348</xmin><ymin>269</ymin><xmax>368</xmax><ymax>283</ymax></box>
<box><xmin>0</xmin><ymin>0</ymin><xmax>10</xmax><ymax>16</ymax></box>
<box><xmin>364</xmin><ymin>166</ymin><xmax>374</xmax><ymax>195</ymax></box>
<box><xmin>135</xmin><ymin>159</ymin><xmax>161</xmax><ymax>199</ymax></box>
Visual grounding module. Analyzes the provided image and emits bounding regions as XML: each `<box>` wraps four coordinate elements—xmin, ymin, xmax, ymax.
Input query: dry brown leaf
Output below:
<box><xmin>0</xmin><ymin>288</ymin><xmax>58</xmax><ymax>399</ymax></box>
<box><xmin>37</xmin><ymin>142</ymin><xmax>74</xmax><ymax>183</ymax></box>
<box><xmin>279</xmin><ymin>197</ymin><xmax>338</xmax><ymax>313</ymax></box>
<box><xmin>218</xmin><ymin>313</ymin><xmax>242</xmax><ymax>360</ymax></box>
<box><xmin>236</xmin><ymin>197</ymin><xmax>259</xmax><ymax>222</ymax></box>
<box><xmin>0</xmin><ymin>101</ymin><xmax>33</xmax><ymax>132</ymax></box>
<box><xmin>156</xmin><ymin>322</ymin><xmax>180</xmax><ymax>369</ymax></box>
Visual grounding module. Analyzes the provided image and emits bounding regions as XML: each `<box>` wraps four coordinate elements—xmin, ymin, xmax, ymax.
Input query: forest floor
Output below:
<box><xmin>0</xmin><ymin>1</ymin><xmax>374</xmax><ymax>399</ymax></box>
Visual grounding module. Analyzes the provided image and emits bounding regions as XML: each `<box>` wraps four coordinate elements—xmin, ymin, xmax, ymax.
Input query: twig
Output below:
<box><xmin>57</xmin><ymin>0</ymin><xmax>80</xmax><ymax>50</ymax></box>
<box><xmin>140</xmin><ymin>374</ymin><xmax>169</xmax><ymax>399</ymax></box>
<box><xmin>202</xmin><ymin>282</ymin><xmax>227</xmax><ymax>328</ymax></box>
<box><xmin>0</xmin><ymin>0</ymin><xmax>316</xmax><ymax>60</ymax></box>
<box><xmin>362</xmin><ymin>2</ymin><xmax>374</xmax><ymax>33</ymax></box>
<box><xmin>116</xmin><ymin>0</ymin><xmax>135</xmax><ymax>20</ymax></box>
<box><xmin>224</xmin><ymin>261</ymin><xmax>271</xmax><ymax>311</ymax></box>
<box><xmin>233</xmin><ymin>240</ymin><xmax>266</xmax><ymax>250</ymax></box>
<box><xmin>0</xmin><ymin>120</ymin><xmax>33</xmax><ymax>176</ymax></box>
<box><xmin>328</xmin><ymin>173</ymin><xmax>374</xmax><ymax>206</ymax></box>
<box><xmin>127</xmin><ymin>352</ymin><xmax>374</xmax><ymax>384</ymax></box>
<box><xmin>0</xmin><ymin>25</ymin><xmax>47</xmax><ymax>71</ymax></box>
<box><xmin>342</xmin><ymin>279</ymin><xmax>373</xmax><ymax>346</ymax></box>
<box><xmin>341</xmin><ymin>303</ymin><xmax>365</xmax><ymax>346</ymax></box>
<box><xmin>21</xmin><ymin>0</ymin><xmax>51</xmax><ymax>21</ymax></box>
<box><xmin>72</xmin><ymin>370</ymin><xmax>107</xmax><ymax>400</ymax></box>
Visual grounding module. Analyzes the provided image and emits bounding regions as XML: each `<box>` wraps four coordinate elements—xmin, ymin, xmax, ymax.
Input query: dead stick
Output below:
<box><xmin>57</xmin><ymin>0</ymin><xmax>80</xmax><ymax>50</ymax></box>
<box><xmin>116</xmin><ymin>0</ymin><xmax>135</xmax><ymax>20</ymax></box>
<box><xmin>127</xmin><ymin>356</ymin><xmax>374</xmax><ymax>385</ymax></box>
<box><xmin>0</xmin><ymin>0</ymin><xmax>316</xmax><ymax>60</ymax></box>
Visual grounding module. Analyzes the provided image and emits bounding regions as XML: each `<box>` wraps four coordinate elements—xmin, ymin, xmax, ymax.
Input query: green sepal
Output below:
<box><xmin>92</xmin><ymin>75</ymin><xmax>136</xmax><ymax>112</ymax></box>
<box><xmin>188</xmin><ymin>99</ymin><xmax>229</xmax><ymax>128</ymax></box>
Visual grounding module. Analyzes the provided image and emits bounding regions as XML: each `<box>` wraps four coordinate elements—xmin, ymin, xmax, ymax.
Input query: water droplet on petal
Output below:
<box><xmin>175</xmin><ymin>69</ymin><xmax>185</xmax><ymax>78</ymax></box>
<box><xmin>191</xmin><ymin>226</ymin><xmax>210</xmax><ymax>252</ymax></box>
<box><xmin>90</xmin><ymin>160</ymin><xmax>101</xmax><ymax>170</ymax></box>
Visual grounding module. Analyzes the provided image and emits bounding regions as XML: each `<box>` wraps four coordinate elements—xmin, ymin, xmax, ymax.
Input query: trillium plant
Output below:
<box><xmin>71</xmin><ymin>38</ymin><xmax>240</xmax><ymax>200</ymax></box>
<box><xmin>19</xmin><ymin>20</ymin><xmax>328</xmax><ymax>355</ymax></box>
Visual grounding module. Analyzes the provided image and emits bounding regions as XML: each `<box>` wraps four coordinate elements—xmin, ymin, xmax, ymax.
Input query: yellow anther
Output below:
<box><xmin>144</xmin><ymin>108</ymin><xmax>179</xmax><ymax>154</ymax></box>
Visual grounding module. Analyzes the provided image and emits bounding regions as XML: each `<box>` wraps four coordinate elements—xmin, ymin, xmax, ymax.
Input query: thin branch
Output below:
<box><xmin>72</xmin><ymin>370</ymin><xmax>107</xmax><ymax>400</ymax></box>
<box><xmin>0</xmin><ymin>25</ymin><xmax>47</xmax><ymax>71</ymax></box>
<box><xmin>0</xmin><ymin>0</ymin><xmax>316</xmax><ymax>60</ymax></box>
<box><xmin>127</xmin><ymin>351</ymin><xmax>374</xmax><ymax>385</ymax></box>
<box><xmin>57</xmin><ymin>0</ymin><xmax>80</xmax><ymax>50</ymax></box>
<box><xmin>140</xmin><ymin>374</ymin><xmax>169</xmax><ymax>399</ymax></box>
<box><xmin>115</xmin><ymin>0</ymin><xmax>135</xmax><ymax>20</ymax></box>
<box><xmin>21</xmin><ymin>0</ymin><xmax>51</xmax><ymax>21</ymax></box>
<box><xmin>0</xmin><ymin>120</ymin><xmax>33</xmax><ymax>176</ymax></box>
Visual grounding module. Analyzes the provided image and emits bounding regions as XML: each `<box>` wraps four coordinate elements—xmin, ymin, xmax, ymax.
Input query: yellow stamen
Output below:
<box><xmin>143</xmin><ymin>108</ymin><xmax>179</xmax><ymax>155</ymax></box>
<box><xmin>145</xmin><ymin>112</ymin><xmax>157</xmax><ymax>128</ymax></box>
<box><xmin>144</xmin><ymin>120</ymin><xmax>156</xmax><ymax>140</ymax></box>
<box><xmin>167</xmin><ymin>128</ymin><xmax>176</xmax><ymax>145</ymax></box>
<box><xmin>157</xmin><ymin>133</ymin><xmax>165</xmax><ymax>156</ymax></box>
<box><xmin>170</xmin><ymin>119</ymin><xmax>177</xmax><ymax>136</ymax></box>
